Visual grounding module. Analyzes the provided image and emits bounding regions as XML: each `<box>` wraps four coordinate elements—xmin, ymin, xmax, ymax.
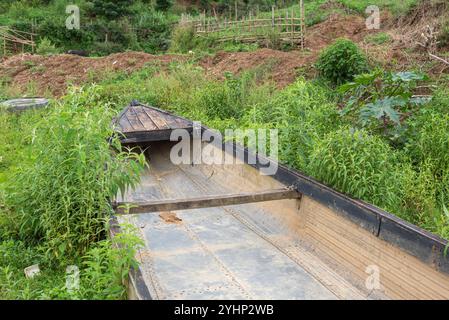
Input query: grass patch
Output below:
<box><xmin>364</xmin><ymin>32</ymin><xmax>392</xmax><ymax>45</ymax></box>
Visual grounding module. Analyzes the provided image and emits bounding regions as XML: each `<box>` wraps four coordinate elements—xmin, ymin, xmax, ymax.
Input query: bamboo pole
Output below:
<box><xmin>235</xmin><ymin>0</ymin><xmax>238</xmax><ymax>21</ymax></box>
<box><xmin>291</xmin><ymin>7</ymin><xmax>294</xmax><ymax>46</ymax></box>
<box><xmin>300</xmin><ymin>0</ymin><xmax>305</xmax><ymax>50</ymax></box>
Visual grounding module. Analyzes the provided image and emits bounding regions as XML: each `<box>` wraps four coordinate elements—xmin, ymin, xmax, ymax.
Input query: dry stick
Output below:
<box><xmin>429</xmin><ymin>52</ymin><xmax>449</xmax><ymax>65</ymax></box>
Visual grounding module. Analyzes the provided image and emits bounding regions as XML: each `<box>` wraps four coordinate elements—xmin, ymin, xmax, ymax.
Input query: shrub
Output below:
<box><xmin>91</xmin><ymin>41</ymin><xmax>126</xmax><ymax>56</ymax></box>
<box><xmin>169</xmin><ymin>23</ymin><xmax>196</xmax><ymax>53</ymax></box>
<box><xmin>89</xmin><ymin>0</ymin><xmax>135</xmax><ymax>19</ymax></box>
<box><xmin>8</xmin><ymin>86</ymin><xmax>146</xmax><ymax>263</ymax></box>
<box><xmin>264</xmin><ymin>28</ymin><xmax>282</xmax><ymax>50</ymax></box>
<box><xmin>134</xmin><ymin>10</ymin><xmax>175</xmax><ymax>53</ymax></box>
<box><xmin>315</xmin><ymin>38</ymin><xmax>368</xmax><ymax>85</ymax></box>
<box><xmin>338</xmin><ymin>70</ymin><xmax>429</xmax><ymax>143</ymax></box>
<box><xmin>306</xmin><ymin>128</ymin><xmax>406</xmax><ymax>211</ymax></box>
<box><xmin>36</xmin><ymin>37</ymin><xmax>60</xmax><ymax>55</ymax></box>
<box><xmin>0</xmin><ymin>227</ymin><xmax>143</xmax><ymax>300</ymax></box>
<box><xmin>192</xmin><ymin>72</ymin><xmax>248</xmax><ymax>120</ymax></box>
<box><xmin>406</xmin><ymin>111</ymin><xmax>449</xmax><ymax>207</ymax></box>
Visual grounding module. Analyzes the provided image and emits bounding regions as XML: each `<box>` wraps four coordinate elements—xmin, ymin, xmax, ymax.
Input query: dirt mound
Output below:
<box><xmin>200</xmin><ymin>48</ymin><xmax>314</xmax><ymax>88</ymax></box>
<box><xmin>306</xmin><ymin>14</ymin><xmax>367</xmax><ymax>50</ymax></box>
<box><xmin>0</xmin><ymin>51</ymin><xmax>183</xmax><ymax>96</ymax></box>
<box><xmin>200</xmin><ymin>14</ymin><xmax>367</xmax><ymax>87</ymax></box>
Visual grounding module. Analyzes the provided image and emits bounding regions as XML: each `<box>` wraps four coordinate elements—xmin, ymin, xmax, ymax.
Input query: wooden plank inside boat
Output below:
<box><xmin>114</xmin><ymin>188</ymin><xmax>301</xmax><ymax>214</ymax></box>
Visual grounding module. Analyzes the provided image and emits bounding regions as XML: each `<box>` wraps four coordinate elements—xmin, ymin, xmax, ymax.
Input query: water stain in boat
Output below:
<box><xmin>159</xmin><ymin>211</ymin><xmax>183</xmax><ymax>224</ymax></box>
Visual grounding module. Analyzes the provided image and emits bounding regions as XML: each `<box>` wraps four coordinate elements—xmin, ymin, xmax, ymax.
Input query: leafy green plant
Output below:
<box><xmin>364</xmin><ymin>32</ymin><xmax>392</xmax><ymax>45</ymax></box>
<box><xmin>338</xmin><ymin>70</ymin><xmax>430</xmax><ymax>141</ymax></box>
<box><xmin>7</xmin><ymin>86</ymin><xmax>146</xmax><ymax>263</ymax></box>
<box><xmin>242</xmin><ymin>79</ymin><xmax>341</xmax><ymax>169</ymax></box>
<box><xmin>315</xmin><ymin>38</ymin><xmax>368</xmax><ymax>86</ymax></box>
<box><xmin>306</xmin><ymin>127</ymin><xmax>407</xmax><ymax>212</ymax></box>
<box><xmin>0</xmin><ymin>226</ymin><xmax>143</xmax><ymax>300</ymax></box>
<box><xmin>36</xmin><ymin>37</ymin><xmax>60</xmax><ymax>55</ymax></box>
<box><xmin>169</xmin><ymin>23</ymin><xmax>196</xmax><ymax>53</ymax></box>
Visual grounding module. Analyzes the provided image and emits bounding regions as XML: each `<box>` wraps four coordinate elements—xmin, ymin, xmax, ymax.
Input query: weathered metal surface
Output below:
<box><xmin>1</xmin><ymin>98</ymin><xmax>49</xmax><ymax>112</ymax></box>
<box><xmin>116</xmin><ymin>142</ymin><xmax>368</xmax><ymax>300</ymax></box>
<box><xmin>114</xmin><ymin>189</ymin><xmax>301</xmax><ymax>214</ymax></box>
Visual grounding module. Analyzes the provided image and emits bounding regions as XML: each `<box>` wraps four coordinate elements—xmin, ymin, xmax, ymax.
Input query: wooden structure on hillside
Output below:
<box><xmin>0</xmin><ymin>26</ymin><xmax>36</xmax><ymax>56</ymax></box>
<box><xmin>187</xmin><ymin>1</ymin><xmax>306</xmax><ymax>48</ymax></box>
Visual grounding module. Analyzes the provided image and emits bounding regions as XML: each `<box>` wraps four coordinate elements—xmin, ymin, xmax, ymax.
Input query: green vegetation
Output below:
<box><xmin>338</xmin><ymin>70</ymin><xmax>429</xmax><ymax>143</ymax></box>
<box><xmin>0</xmin><ymin>87</ymin><xmax>146</xmax><ymax>299</ymax></box>
<box><xmin>364</xmin><ymin>32</ymin><xmax>392</xmax><ymax>45</ymax></box>
<box><xmin>315</xmin><ymin>38</ymin><xmax>368</xmax><ymax>86</ymax></box>
<box><xmin>0</xmin><ymin>0</ymin><xmax>426</xmax><ymax>56</ymax></box>
<box><xmin>1</xmin><ymin>0</ymin><xmax>448</xmax><ymax>300</ymax></box>
<box><xmin>38</xmin><ymin>57</ymin><xmax>444</xmax><ymax>242</ymax></box>
<box><xmin>337</xmin><ymin>0</ymin><xmax>418</xmax><ymax>15</ymax></box>
<box><xmin>35</xmin><ymin>37</ymin><xmax>60</xmax><ymax>55</ymax></box>
<box><xmin>307</xmin><ymin>128</ymin><xmax>408</xmax><ymax>211</ymax></box>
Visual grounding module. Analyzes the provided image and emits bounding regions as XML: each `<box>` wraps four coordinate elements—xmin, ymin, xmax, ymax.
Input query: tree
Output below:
<box><xmin>89</xmin><ymin>0</ymin><xmax>135</xmax><ymax>19</ymax></box>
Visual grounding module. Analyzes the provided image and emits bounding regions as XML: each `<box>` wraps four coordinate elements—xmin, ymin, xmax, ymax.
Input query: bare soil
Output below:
<box><xmin>0</xmin><ymin>9</ymin><xmax>447</xmax><ymax>97</ymax></box>
<box><xmin>0</xmin><ymin>52</ymin><xmax>184</xmax><ymax>96</ymax></box>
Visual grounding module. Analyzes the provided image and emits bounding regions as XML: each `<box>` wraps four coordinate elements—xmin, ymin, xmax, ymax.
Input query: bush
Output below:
<box><xmin>264</xmin><ymin>29</ymin><xmax>282</xmax><ymax>50</ymax></box>
<box><xmin>306</xmin><ymin>128</ymin><xmax>406</xmax><ymax>211</ymax></box>
<box><xmin>243</xmin><ymin>79</ymin><xmax>341</xmax><ymax>169</ymax></box>
<box><xmin>192</xmin><ymin>72</ymin><xmax>251</xmax><ymax>120</ymax></box>
<box><xmin>169</xmin><ymin>23</ymin><xmax>196</xmax><ymax>53</ymax></box>
<box><xmin>8</xmin><ymin>86</ymin><xmax>146</xmax><ymax>263</ymax></box>
<box><xmin>89</xmin><ymin>0</ymin><xmax>135</xmax><ymax>19</ymax></box>
<box><xmin>134</xmin><ymin>10</ymin><xmax>175</xmax><ymax>53</ymax></box>
<box><xmin>406</xmin><ymin>111</ymin><xmax>449</xmax><ymax>206</ymax></box>
<box><xmin>315</xmin><ymin>38</ymin><xmax>368</xmax><ymax>86</ymax></box>
<box><xmin>0</xmin><ymin>227</ymin><xmax>143</xmax><ymax>300</ymax></box>
<box><xmin>36</xmin><ymin>37</ymin><xmax>60</xmax><ymax>55</ymax></box>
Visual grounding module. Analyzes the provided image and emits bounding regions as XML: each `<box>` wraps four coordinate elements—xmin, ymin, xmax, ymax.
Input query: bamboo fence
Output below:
<box><xmin>0</xmin><ymin>26</ymin><xmax>36</xmax><ymax>56</ymax></box>
<box><xmin>190</xmin><ymin>1</ymin><xmax>306</xmax><ymax>48</ymax></box>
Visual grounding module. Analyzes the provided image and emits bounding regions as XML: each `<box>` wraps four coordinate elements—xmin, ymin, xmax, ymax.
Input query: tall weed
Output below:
<box><xmin>7</xmin><ymin>86</ymin><xmax>146</xmax><ymax>263</ymax></box>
